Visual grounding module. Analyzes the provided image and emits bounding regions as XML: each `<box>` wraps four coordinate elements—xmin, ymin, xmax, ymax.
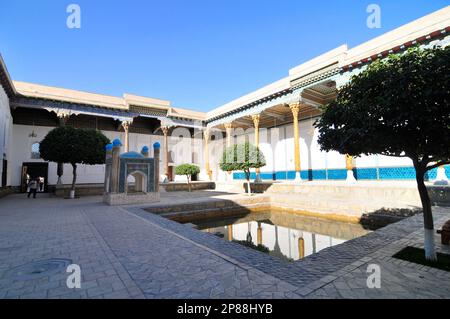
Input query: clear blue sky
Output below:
<box><xmin>0</xmin><ymin>1</ymin><xmax>448</xmax><ymax>112</ymax></box>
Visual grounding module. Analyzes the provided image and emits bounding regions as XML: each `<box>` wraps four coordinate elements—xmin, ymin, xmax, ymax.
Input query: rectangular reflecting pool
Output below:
<box><xmin>182</xmin><ymin>210</ymin><xmax>370</xmax><ymax>262</ymax></box>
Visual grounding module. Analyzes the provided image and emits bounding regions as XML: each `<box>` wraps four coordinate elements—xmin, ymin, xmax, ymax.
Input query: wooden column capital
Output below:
<box><xmin>161</xmin><ymin>125</ymin><xmax>170</xmax><ymax>136</ymax></box>
<box><xmin>345</xmin><ymin>154</ymin><xmax>354</xmax><ymax>170</ymax></box>
<box><xmin>251</xmin><ymin>114</ymin><xmax>260</xmax><ymax>128</ymax></box>
<box><xmin>121</xmin><ymin>120</ymin><xmax>132</xmax><ymax>131</ymax></box>
<box><xmin>57</xmin><ymin>112</ymin><xmax>71</xmax><ymax>126</ymax></box>
<box><xmin>289</xmin><ymin>103</ymin><xmax>300</xmax><ymax>117</ymax></box>
<box><xmin>203</xmin><ymin>128</ymin><xmax>211</xmax><ymax>141</ymax></box>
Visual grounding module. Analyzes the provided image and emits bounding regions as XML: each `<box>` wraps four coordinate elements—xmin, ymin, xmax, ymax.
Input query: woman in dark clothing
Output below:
<box><xmin>27</xmin><ymin>178</ymin><xmax>39</xmax><ymax>198</ymax></box>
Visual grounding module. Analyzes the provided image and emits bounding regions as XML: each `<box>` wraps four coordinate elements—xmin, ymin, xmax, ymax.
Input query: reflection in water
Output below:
<box><xmin>194</xmin><ymin>211</ymin><xmax>370</xmax><ymax>262</ymax></box>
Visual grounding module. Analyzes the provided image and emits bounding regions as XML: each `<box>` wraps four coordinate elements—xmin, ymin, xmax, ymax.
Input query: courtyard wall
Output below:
<box><xmin>0</xmin><ymin>85</ymin><xmax>12</xmax><ymax>187</ymax></box>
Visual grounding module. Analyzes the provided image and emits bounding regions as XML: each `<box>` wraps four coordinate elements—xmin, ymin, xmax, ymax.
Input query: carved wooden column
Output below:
<box><xmin>122</xmin><ymin>121</ymin><xmax>132</xmax><ymax>152</ymax></box>
<box><xmin>224</xmin><ymin>123</ymin><xmax>233</xmax><ymax>148</ymax></box>
<box><xmin>290</xmin><ymin>103</ymin><xmax>302</xmax><ymax>181</ymax></box>
<box><xmin>203</xmin><ymin>128</ymin><xmax>212</xmax><ymax>180</ymax></box>
<box><xmin>345</xmin><ymin>154</ymin><xmax>356</xmax><ymax>182</ymax></box>
<box><xmin>224</xmin><ymin>123</ymin><xmax>233</xmax><ymax>181</ymax></box>
<box><xmin>161</xmin><ymin>126</ymin><xmax>170</xmax><ymax>180</ymax></box>
<box><xmin>252</xmin><ymin>114</ymin><xmax>262</xmax><ymax>183</ymax></box>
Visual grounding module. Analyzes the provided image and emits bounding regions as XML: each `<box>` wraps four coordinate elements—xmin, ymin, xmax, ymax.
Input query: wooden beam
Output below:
<box><xmin>233</xmin><ymin>118</ymin><xmax>253</xmax><ymax>127</ymax></box>
<box><xmin>262</xmin><ymin>110</ymin><xmax>286</xmax><ymax>121</ymax></box>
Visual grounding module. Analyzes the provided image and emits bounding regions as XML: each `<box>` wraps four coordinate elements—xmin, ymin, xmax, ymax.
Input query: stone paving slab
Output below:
<box><xmin>0</xmin><ymin>195</ymin><xmax>142</xmax><ymax>299</ymax></box>
<box><xmin>0</xmin><ymin>194</ymin><xmax>300</xmax><ymax>299</ymax></box>
<box><xmin>128</xmin><ymin>204</ymin><xmax>449</xmax><ymax>290</ymax></box>
<box><xmin>305</xmin><ymin>213</ymin><xmax>450</xmax><ymax>299</ymax></box>
<box><xmin>84</xmin><ymin>205</ymin><xmax>300</xmax><ymax>299</ymax></box>
<box><xmin>0</xmin><ymin>193</ymin><xmax>449</xmax><ymax>299</ymax></box>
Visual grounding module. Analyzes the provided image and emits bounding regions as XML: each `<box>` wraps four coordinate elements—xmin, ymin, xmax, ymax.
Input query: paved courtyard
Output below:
<box><xmin>0</xmin><ymin>192</ymin><xmax>449</xmax><ymax>299</ymax></box>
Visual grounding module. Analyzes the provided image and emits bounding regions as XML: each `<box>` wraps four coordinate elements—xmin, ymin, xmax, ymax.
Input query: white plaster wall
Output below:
<box><xmin>284</xmin><ymin>124</ymin><xmax>296</xmax><ymax>172</ymax></box>
<box><xmin>376</xmin><ymin>154</ymin><xmax>412</xmax><ymax>167</ymax></box>
<box><xmin>214</xmin><ymin>117</ymin><xmax>412</xmax><ymax>179</ymax></box>
<box><xmin>209</xmin><ymin>136</ymin><xmax>226</xmax><ymax>182</ymax></box>
<box><xmin>10</xmin><ymin>118</ymin><xmax>416</xmax><ymax>187</ymax></box>
<box><xmin>10</xmin><ymin>124</ymin><xmax>168</xmax><ymax>187</ymax></box>
<box><xmin>0</xmin><ymin>85</ymin><xmax>12</xmax><ymax>187</ymax></box>
<box><xmin>171</xmin><ymin>134</ymin><xmax>204</xmax><ymax>182</ymax></box>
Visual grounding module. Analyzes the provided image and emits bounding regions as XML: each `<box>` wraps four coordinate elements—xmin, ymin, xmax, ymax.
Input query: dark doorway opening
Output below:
<box><xmin>21</xmin><ymin>163</ymin><xmax>49</xmax><ymax>193</ymax></box>
<box><xmin>168</xmin><ymin>166</ymin><xmax>174</xmax><ymax>182</ymax></box>
<box><xmin>1</xmin><ymin>160</ymin><xmax>7</xmax><ymax>187</ymax></box>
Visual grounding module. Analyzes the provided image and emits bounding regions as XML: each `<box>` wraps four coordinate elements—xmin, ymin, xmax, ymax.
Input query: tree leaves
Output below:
<box><xmin>316</xmin><ymin>45</ymin><xmax>450</xmax><ymax>166</ymax></box>
<box><xmin>175</xmin><ymin>164</ymin><xmax>200</xmax><ymax>177</ymax></box>
<box><xmin>219</xmin><ymin>142</ymin><xmax>266</xmax><ymax>174</ymax></box>
<box><xmin>39</xmin><ymin>126</ymin><xmax>110</xmax><ymax>166</ymax></box>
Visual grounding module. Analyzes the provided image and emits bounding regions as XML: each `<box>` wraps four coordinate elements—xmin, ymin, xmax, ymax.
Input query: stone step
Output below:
<box><xmin>160</xmin><ymin>203</ymin><xmax>269</xmax><ymax>223</ymax></box>
<box><xmin>265</xmin><ymin>184</ymin><xmax>421</xmax><ymax>205</ymax></box>
<box><xmin>269</xmin><ymin>197</ymin><xmax>417</xmax><ymax>217</ymax></box>
<box><xmin>214</xmin><ymin>182</ymin><xmax>245</xmax><ymax>193</ymax></box>
<box><xmin>145</xmin><ymin>196</ymin><xmax>270</xmax><ymax>215</ymax></box>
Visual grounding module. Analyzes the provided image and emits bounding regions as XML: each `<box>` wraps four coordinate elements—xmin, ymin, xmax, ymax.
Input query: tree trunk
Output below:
<box><xmin>415</xmin><ymin>164</ymin><xmax>437</xmax><ymax>261</ymax></box>
<box><xmin>187</xmin><ymin>175</ymin><xmax>191</xmax><ymax>192</ymax></box>
<box><xmin>245</xmin><ymin>170</ymin><xmax>251</xmax><ymax>196</ymax></box>
<box><xmin>71</xmin><ymin>163</ymin><xmax>77</xmax><ymax>197</ymax></box>
<box><xmin>57</xmin><ymin>162</ymin><xmax>64</xmax><ymax>184</ymax></box>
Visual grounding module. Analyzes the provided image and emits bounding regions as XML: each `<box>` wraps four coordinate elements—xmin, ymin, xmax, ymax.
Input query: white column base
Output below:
<box><xmin>424</xmin><ymin>228</ymin><xmax>437</xmax><ymax>261</ymax></box>
<box><xmin>217</xmin><ymin>171</ymin><xmax>227</xmax><ymax>182</ymax></box>
<box><xmin>69</xmin><ymin>190</ymin><xmax>75</xmax><ymax>199</ymax></box>
<box><xmin>199</xmin><ymin>170</ymin><xmax>211</xmax><ymax>182</ymax></box>
<box><xmin>161</xmin><ymin>174</ymin><xmax>169</xmax><ymax>183</ymax></box>
<box><xmin>294</xmin><ymin>171</ymin><xmax>302</xmax><ymax>182</ymax></box>
<box><xmin>346</xmin><ymin>170</ymin><xmax>357</xmax><ymax>183</ymax></box>
<box><xmin>434</xmin><ymin>166</ymin><xmax>449</xmax><ymax>185</ymax></box>
<box><xmin>246</xmin><ymin>180</ymin><xmax>252</xmax><ymax>196</ymax></box>
<box><xmin>57</xmin><ymin>177</ymin><xmax>62</xmax><ymax>185</ymax></box>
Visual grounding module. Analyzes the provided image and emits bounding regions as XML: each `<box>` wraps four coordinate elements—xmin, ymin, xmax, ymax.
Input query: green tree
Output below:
<box><xmin>219</xmin><ymin>142</ymin><xmax>266</xmax><ymax>195</ymax></box>
<box><xmin>40</xmin><ymin>126</ymin><xmax>110</xmax><ymax>197</ymax></box>
<box><xmin>175</xmin><ymin>164</ymin><xmax>200</xmax><ymax>192</ymax></box>
<box><xmin>315</xmin><ymin>46</ymin><xmax>450</xmax><ymax>261</ymax></box>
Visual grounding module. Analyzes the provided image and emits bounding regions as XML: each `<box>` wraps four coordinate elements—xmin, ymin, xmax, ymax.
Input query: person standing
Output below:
<box><xmin>27</xmin><ymin>178</ymin><xmax>39</xmax><ymax>199</ymax></box>
<box><xmin>39</xmin><ymin>176</ymin><xmax>44</xmax><ymax>192</ymax></box>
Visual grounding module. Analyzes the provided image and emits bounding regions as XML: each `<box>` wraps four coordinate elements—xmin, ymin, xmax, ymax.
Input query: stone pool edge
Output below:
<box><xmin>143</xmin><ymin>195</ymin><xmax>364</xmax><ymax>224</ymax></box>
<box><xmin>125</xmin><ymin>204</ymin><xmax>450</xmax><ymax>292</ymax></box>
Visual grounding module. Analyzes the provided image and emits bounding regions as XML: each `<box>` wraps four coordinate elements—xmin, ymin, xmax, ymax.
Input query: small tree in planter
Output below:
<box><xmin>315</xmin><ymin>46</ymin><xmax>450</xmax><ymax>261</ymax></box>
<box><xmin>219</xmin><ymin>142</ymin><xmax>266</xmax><ymax>195</ymax></box>
<box><xmin>175</xmin><ymin>164</ymin><xmax>200</xmax><ymax>192</ymax></box>
<box><xmin>40</xmin><ymin>126</ymin><xmax>110</xmax><ymax>198</ymax></box>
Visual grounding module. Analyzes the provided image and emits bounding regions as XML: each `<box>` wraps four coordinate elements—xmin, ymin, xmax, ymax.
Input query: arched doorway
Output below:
<box><xmin>126</xmin><ymin>171</ymin><xmax>147</xmax><ymax>194</ymax></box>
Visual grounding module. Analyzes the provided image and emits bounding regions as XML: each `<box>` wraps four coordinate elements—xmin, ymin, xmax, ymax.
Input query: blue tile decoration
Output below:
<box><xmin>326</xmin><ymin>169</ymin><xmax>347</xmax><ymax>180</ymax></box>
<box><xmin>232</xmin><ymin>165</ymin><xmax>449</xmax><ymax>181</ymax></box>
<box><xmin>118</xmin><ymin>158</ymin><xmax>155</xmax><ymax>193</ymax></box>
<box><xmin>378</xmin><ymin>167</ymin><xmax>415</xmax><ymax>180</ymax></box>
<box><xmin>353</xmin><ymin>168</ymin><xmax>378</xmax><ymax>180</ymax></box>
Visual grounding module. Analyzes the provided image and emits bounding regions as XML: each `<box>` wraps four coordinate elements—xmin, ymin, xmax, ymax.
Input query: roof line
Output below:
<box><xmin>0</xmin><ymin>54</ymin><xmax>17</xmax><ymax>97</ymax></box>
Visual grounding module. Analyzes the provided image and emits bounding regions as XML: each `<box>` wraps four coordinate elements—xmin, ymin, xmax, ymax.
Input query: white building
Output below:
<box><xmin>0</xmin><ymin>6</ymin><xmax>449</xmax><ymax>194</ymax></box>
